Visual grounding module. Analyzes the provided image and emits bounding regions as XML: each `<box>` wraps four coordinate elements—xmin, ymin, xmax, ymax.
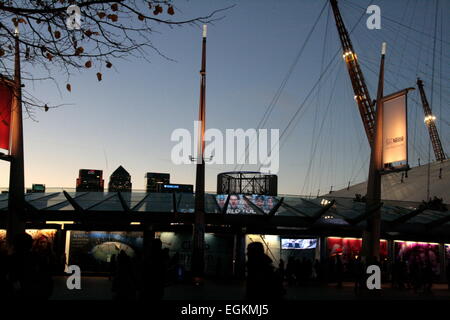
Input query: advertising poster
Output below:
<box><xmin>395</xmin><ymin>241</ymin><xmax>440</xmax><ymax>276</ymax></box>
<box><xmin>0</xmin><ymin>81</ymin><xmax>12</xmax><ymax>151</ymax></box>
<box><xmin>216</xmin><ymin>194</ymin><xmax>276</xmax><ymax>214</ymax></box>
<box><xmin>327</xmin><ymin>237</ymin><xmax>388</xmax><ymax>263</ymax></box>
<box><xmin>158</xmin><ymin>232</ymin><xmax>233</xmax><ymax>277</ymax></box>
<box><xmin>0</xmin><ymin>230</ymin><xmax>6</xmax><ymax>253</ymax></box>
<box><xmin>0</xmin><ymin>229</ymin><xmax>56</xmax><ymax>253</ymax></box>
<box><xmin>69</xmin><ymin>231</ymin><xmax>143</xmax><ymax>272</ymax></box>
<box><xmin>382</xmin><ymin>93</ymin><xmax>408</xmax><ymax>165</ymax></box>
<box><xmin>247</xmin><ymin>234</ymin><xmax>281</xmax><ymax>264</ymax></box>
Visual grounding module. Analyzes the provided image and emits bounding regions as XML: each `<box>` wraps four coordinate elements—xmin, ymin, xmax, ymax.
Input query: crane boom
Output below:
<box><xmin>330</xmin><ymin>0</ymin><xmax>376</xmax><ymax>146</ymax></box>
<box><xmin>417</xmin><ymin>78</ymin><xmax>446</xmax><ymax>162</ymax></box>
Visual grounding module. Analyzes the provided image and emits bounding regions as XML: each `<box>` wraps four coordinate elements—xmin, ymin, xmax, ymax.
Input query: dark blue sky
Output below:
<box><xmin>0</xmin><ymin>0</ymin><xmax>448</xmax><ymax>195</ymax></box>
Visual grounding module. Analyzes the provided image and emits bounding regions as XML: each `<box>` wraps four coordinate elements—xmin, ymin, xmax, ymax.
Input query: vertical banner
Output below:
<box><xmin>0</xmin><ymin>82</ymin><xmax>13</xmax><ymax>151</ymax></box>
<box><xmin>382</xmin><ymin>91</ymin><xmax>408</xmax><ymax>165</ymax></box>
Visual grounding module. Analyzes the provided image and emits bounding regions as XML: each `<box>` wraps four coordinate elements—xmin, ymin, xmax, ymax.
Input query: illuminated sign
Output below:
<box><xmin>382</xmin><ymin>91</ymin><xmax>408</xmax><ymax>165</ymax></box>
<box><xmin>163</xmin><ymin>184</ymin><xmax>179</xmax><ymax>189</ymax></box>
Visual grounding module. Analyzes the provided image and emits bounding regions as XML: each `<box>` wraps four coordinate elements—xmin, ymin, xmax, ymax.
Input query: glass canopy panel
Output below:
<box><xmin>28</xmin><ymin>193</ymin><xmax>67</xmax><ymax>210</ymax></box>
<box><xmin>175</xmin><ymin>193</ymin><xmax>195</xmax><ymax>213</ymax></box>
<box><xmin>274</xmin><ymin>204</ymin><xmax>301</xmax><ymax>217</ymax></box>
<box><xmin>282</xmin><ymin>197</ymin><xmax>323</xmax><ymax>217</ymax></box>
<box><xmin>43</xmin><ymin>192</ymin><xmax>87</xmax><ymax>211</ymax></box>
<box><xmin>379</xmin><ymin>205</ymin><xmax>407</xmax><ymax>222</ymax></box>
<box><xmin>407</xmin><ymin>209</ymin><xmax>448</xmax><ymax>224</ymax></box>
<box><xmin>121</xmin><ymin>192</ymin><xmax>149</xmax><ymax>210</ymax></box>
<box><xmin>331</xmin><ymin>199</ymin><xmax>365</xmax><ymax>220</ymax></box>
<box><xmin>205</xmin><ymin>193</ymin><xmax>221</xmax><ymax>214</ymax></box>
<box><xmin>74</xmin><ymin>192</ymin><xmax>115</xmax><ymax>210</ymax></box>
<box><xmin>135</xmin><ymin>193</ymin><xmax>173</xmax><ymax>212</ymax></box>
<box><xmin>24</xmin><ymin>192</ymin><xmax>60</xmax><ymax>201</ymax></box>
<box><xmin>315</xmin><ymin>213</ymin><xmax>350</xmax><ymax>225</ymax></box>
<box><xmin>89</xmin><ymin>194</ymin><xmax>123</xmax><ymax>211</ymax></box>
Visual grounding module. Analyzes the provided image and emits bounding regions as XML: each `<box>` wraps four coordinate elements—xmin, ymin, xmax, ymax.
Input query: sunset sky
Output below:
<box><xmin>0</xmin><ymin>0</ymin><xmax>448</xmax><ymax>195</ymax></box>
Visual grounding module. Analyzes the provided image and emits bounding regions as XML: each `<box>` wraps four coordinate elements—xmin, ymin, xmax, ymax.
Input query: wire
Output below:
<box><xmin>233</xmin><ymin>1</ymin><xmax>328</xmax><ymax>172</ymax></box>
<box><xmin>344</xmin><ymin>0</ymin><xmax>450</xmax><ymax>46</ymax></box>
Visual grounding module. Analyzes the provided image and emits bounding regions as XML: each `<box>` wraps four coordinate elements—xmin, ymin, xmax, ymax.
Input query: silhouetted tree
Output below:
<box><xmin>0</xmin><ymin>1</ymin><xmax>230</xmax><ymax>115</ymax></box>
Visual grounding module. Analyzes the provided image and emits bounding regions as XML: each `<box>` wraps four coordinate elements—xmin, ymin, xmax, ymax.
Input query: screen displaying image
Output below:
<box><xmin>281</xmin><ymin>238</ymin><xmax>317</xmax><ymax>250</ymax></box>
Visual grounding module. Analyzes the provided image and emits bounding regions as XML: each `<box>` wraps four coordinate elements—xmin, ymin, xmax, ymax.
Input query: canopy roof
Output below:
<box><xmin>1</xmin><ymin>191</ymin><xmax>449</xmax><ymax>242</ymax></box>
<box><xmin>332</xmin><ymin>160</ymin><xmax>450</xmax><ymax>203</ymax></box>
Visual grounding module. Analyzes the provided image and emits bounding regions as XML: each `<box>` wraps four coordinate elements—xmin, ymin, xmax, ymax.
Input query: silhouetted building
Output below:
<box><xmin>108</xmin><ymin>166</ymin><xmax>132</xmax><ymax>192</ymax></box>
<box><xmin>159</xmin><ymin>183</ymin><xmax>193</xmax><ymax>193</ymax></box>
<box><xmin>26</xmin><ymin>184</ymin><xmax>46</xmax><ymax>193</ymax></box>
<box><xmin>146</xmin><ymin>172</ymin><xmax>170</xmax><ymax>193</ymax></box>
<box><xmin>76</xmin><ymin>169</ymin><xmax>104</xmax><ymax>192</ymax></box>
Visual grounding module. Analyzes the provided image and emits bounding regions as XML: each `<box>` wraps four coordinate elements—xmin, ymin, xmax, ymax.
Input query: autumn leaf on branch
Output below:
<box><xmin>107</xmin><ymin>14</ymin><xmax>118</xmax><ymax>22</ymax></box>
<box><xmin>75</xmin><ymin>47</ymin><xmax>84</xmax><ymax>56</ymax></box>
<box><xmin>0</xmin><ymin>0</ymin><xmax>232</xmax><ymax>113</ymax></box>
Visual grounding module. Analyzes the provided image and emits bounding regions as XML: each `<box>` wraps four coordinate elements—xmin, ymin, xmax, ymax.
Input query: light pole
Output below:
<box><xmin>191</xmin><ymin>25</ymin><xmax>207</xmax><ymax>283</ymax></box>
<box><xmin>6</xmin><ymin>26</ymin><xmax>26</xmax><ymax>247</ymax></box>
<box><xmin>362</xmin><ymin>42</ymin><xmax>385</xmax><ymax>263</ymax></box>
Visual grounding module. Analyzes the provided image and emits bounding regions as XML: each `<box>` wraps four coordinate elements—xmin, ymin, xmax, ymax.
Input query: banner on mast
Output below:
<box><xmin>382</xmin><ymin>89</ymin><xmax>409</xmax><ymax>167</ymax></box>
<box><xmin>0</xmin><ymin>81</ymin><xmax>13</xmax><ymax>151</ymax></box>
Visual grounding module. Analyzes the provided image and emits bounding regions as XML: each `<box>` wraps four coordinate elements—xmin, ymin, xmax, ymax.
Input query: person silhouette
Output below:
<box><xmin>113</xmin><ymin>250</ymin><xmax>136</xmax><ymax>300</ymax></box>
<box><xmin>6</xmin><ymin>232</ymin><xmax>53</xmax><ymax>299</ymax></box>
<box><xmin>246</xmin><ymin>242</ymin><xmax>284</xmax><ymax>300</ymax></box>
<box><xmin>141</xmin><ymin>239</ymin><xmax>167</xmax><ymax>301</ymax></box>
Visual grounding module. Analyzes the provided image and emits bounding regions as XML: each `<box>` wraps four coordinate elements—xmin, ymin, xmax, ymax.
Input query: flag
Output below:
<box><xmin>0</xmin><ymin>81</ymin><xmax>13</xmax><ymax>151</ymax></box>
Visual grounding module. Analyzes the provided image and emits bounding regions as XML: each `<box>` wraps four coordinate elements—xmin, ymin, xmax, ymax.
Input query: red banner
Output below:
<box><xmin>0</xmin><ymin>82</ymin><xmax>13</xmax><ymax>150</ymax></box>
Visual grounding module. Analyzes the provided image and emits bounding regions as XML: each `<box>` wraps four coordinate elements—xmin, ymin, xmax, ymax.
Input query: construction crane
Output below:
<box><xmin>417</xmin><ymin>78</ymin><xmax>446</xmax><ymax>162</ymax></box>
<box><xmin>330</xmin><ymin>0</ymin><xmax>376</xmax><ymax>147</ymax></box>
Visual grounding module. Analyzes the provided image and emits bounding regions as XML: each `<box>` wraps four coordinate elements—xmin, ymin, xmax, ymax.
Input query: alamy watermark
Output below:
<box><xmin>366</xmin><ymin>265</ymin><xmax>381</xmax><ymax>290</ymax></box>
<box><xmin>66</xmin><ymin>4</ymin><xmax>82</xmax><ymax>30</ymax></box>
<box><xmin>171</xmin><ymin>121</ymin><xmax>279</xmax><ymax>174</ymax></box>
<box><xmin>366</xmin><ymin>5</ymin><xmax>381</xmax><ymax>30</ymax></box>
<box><xmin>66</xmin><ymin>264</ymin><xmax>81</xmax><ymax>290</ymax></box>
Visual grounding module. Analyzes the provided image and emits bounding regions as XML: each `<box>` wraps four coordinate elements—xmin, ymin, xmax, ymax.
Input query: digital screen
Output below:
<box><xmin>281</xmin><ymin>238</ymin><xmax>317</xmax><ymax>250</ymax></box>
<box><xmin>216</xmin><ymin>194</ymin><xmax>277</xmax><ymax>214</ymax></box>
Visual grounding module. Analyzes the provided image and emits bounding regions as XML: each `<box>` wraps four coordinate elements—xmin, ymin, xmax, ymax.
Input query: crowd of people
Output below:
<box><xmin>274</xmin><ymin>252</ymin><xmax>450</xmax><ymax>296</ymax></box>
<box><xmin>109</xmin><ymin>239</ymin><xmax>186</xmax><ymax>300</ymax></box>
<box><xmin>2</xmin><ymin>235</ymin><xmax>450</xmax><ymax>300</ymax></box>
